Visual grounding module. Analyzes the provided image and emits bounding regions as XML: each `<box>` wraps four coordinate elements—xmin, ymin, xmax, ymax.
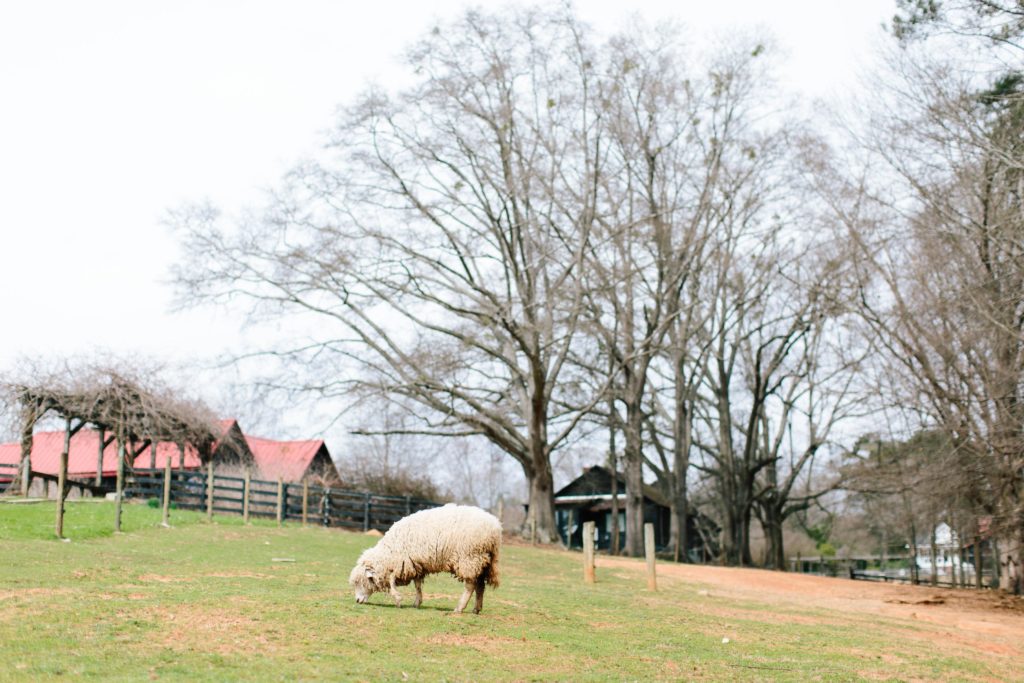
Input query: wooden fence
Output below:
<box><xmin>125</xmin><ymin>468</ymin><xmax>440</xmax><ymax>531</ymax></box>
<box><xmin>0</xmin><ymin>462</ymin><xmax>17</xmax><ymax>493</ymax></box>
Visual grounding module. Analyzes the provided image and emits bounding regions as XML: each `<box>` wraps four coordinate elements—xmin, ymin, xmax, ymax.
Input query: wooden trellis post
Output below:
<box><xmin>17</xmin><ymin>402</ymin><xmax>35</xmax><ymax>498</ymax></box>
<box><xmin>95</xmin><ymin>427</ymin><xmax>105</xmax><ymax>487</ymax></box>
<box><xmin>114</xmin><ymin>438</ymin><xmax>126</xmax><ymax>533</ymax></box>
<box><xmin>54</xmin><ymin>417</ymin><xmax>72</xmax><ymax>538</ymax></box>
<box><xmin>178</xmin><ymin>442</ymin><xmax>186</xmax><ymax>470</ymax></box>
<box><xmin>645</xmin><ymin>523</ymin><xmax>657</xmax><ymax>591</ymax></box>
<box><xmin>20</xmin><ymin>457</ymin><xmax>30</xmax><ymax>497</ymax></box>
<box><xmin>583</xmin><ymin>520</ymin><xmax>596</xmax><ymax>584</ymax></box>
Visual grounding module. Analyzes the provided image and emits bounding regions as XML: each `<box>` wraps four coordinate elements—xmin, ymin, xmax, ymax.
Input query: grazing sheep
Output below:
<box><xmin>348</xmin><ymin>504</ymin><xmax>501</xmax><ymax>614</ymax></box>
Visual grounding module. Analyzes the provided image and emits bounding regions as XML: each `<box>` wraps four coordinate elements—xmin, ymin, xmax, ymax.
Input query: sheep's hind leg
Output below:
<box><xmin>413</xmin><ymin>578</ymin><xmax>423</xmax><ymax>608</ymax></box>
<box><xmin>388</xmin><ymin>575</ymin><xmax>402</xmax><ymax>608</ymax></box>
<box><xmin>473</xmin><ymin>576</ymin><xmax>486</xmax><ymax>614</ymax></box>
<box><xmin>453</xmin><ymin>579</ymin><xmax>475</xmax><ymax>614</ymax></box>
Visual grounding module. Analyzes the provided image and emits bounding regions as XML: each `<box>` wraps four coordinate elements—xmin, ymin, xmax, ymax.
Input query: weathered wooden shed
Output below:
<box><xmin>554</xmin><ymin>465</ymin><xmax>716</xmax><ymax>561</ymax></box>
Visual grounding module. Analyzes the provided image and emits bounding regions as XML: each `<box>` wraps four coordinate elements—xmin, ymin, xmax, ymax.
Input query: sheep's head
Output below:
<box><xmin>348</xmin><ymin>557</ymin><xmax>384</xmax><ymax>604</ymax></box>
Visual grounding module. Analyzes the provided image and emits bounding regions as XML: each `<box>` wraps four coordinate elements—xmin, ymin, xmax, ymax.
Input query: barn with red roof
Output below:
<box><xmin>0</xmin><ymin>418</ymin><xmax>340</xmax><ymax>496</ymax></box>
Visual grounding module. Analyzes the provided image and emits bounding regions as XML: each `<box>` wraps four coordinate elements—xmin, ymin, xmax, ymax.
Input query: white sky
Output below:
<box><xmin>0</xmin><ymin>0</ymin><xmax>895</xmax><ymax>439</ymax></box>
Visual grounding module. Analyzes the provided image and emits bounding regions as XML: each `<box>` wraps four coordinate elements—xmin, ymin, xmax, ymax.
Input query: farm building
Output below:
<box><xmin>0</xmin><ymin>418</ymin><xmax>340</xmax><ymax>496</ymax></box>
<box><xmin>554</xmin><ymin>465</ymin><xmax>718</xmax><ymax>561</ymax></box>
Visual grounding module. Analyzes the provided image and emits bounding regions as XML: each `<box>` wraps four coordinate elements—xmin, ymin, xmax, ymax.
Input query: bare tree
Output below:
<box><xmin>174</xmin><ymin>7</ymin><xmax>608</xmax><ymax>542</ymax></box>
<box><xmin>814</xmin><ymin>50</ymin><xmax>1024</xmax><ymax>591</ymax></box>
<box><xmin>580</xmin><ymin>29</ymin><xmax>781</xmax><ymax>557</ymax></box>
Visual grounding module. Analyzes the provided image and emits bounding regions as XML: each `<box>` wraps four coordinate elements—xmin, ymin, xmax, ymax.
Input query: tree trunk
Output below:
<box><xmin>997</xmin><ymin>534</ymin><xmax>1022</xmax><ymax>594</ymax></box>
<box><xmin>740</xmin><ymin>499</ymin><xmax>754</xmax><ymax>566</ymax></box>
<box><xmin>761</xmin><ymin>503</ymin><xmax>786</xmax><ymax>570</ymax></box>
<box><xmin>623</xmin><ymin>405</ymin><xmax>645</xmax><ymax>557</ymax></box>
<box><xmin>608</xmin><ymin>418</ymin><xmax>620</xmax><ymax>556</ymax></box>
<box><xmin>930</xmin><ymin>524</ymin><xmax>939</xmax><ymax>587</ymax></box>
<box><xmin>525</xmin><ymin>463</ymin><xmax>556</xmax><ymax>544</ymax></box>
<box><xmin>670</xmin><ymin>382</ymin><xmax>691</xmax><ymax>563</ymax></box>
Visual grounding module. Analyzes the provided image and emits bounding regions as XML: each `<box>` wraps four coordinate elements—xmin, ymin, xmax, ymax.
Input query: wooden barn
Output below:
<box><xmin>554</xmin><ymin>465</ymin><xmax>717</xmax><ymax>561</ymax></box>
<box><xmin>0</xmin><ymin>418</ymin><xmax>341</xmax><ymax>497</ymax></box>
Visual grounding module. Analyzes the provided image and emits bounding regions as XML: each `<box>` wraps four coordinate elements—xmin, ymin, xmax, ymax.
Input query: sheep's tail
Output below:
<box><xmin>485</xmin><ymin>535</ymin><xmax>501</xmax><ymax>588</ymax></box>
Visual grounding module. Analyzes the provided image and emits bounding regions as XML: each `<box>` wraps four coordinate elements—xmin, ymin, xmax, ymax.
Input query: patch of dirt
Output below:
<box><xmin>138</xmin><ymin>574</ymin><xmax>185</xmax><ymax>583</ymax></box>
<box><xmin>587</xmin><ymin>621</ymin><xmax>618</xmax><ymax>630</ymax></box>
<box><xmin>425</xmin><ymin>633</ymin><xmax>522</xmax><ymax>653</ymax></box>
<box><xmin>0</xmin><ymin>587</ymin><xmax>71</xmax><ymax>600</ymax></box>
<box><xmin>598</xmin><ymin>556</ymin><xmax>1024</xmax><ymax>659</ymax></box>
<box><xmin>203</xmin><ymin>571</ymin><xmax>270</xmax><ymax>579</ymax></box>
<box><xmin>147</xmin><ymin>604</ymin><xmax>280</xmax><ymax>656</ymax></box>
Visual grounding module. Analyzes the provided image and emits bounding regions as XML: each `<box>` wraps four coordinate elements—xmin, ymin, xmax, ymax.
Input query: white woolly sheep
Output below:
<box><xmin>348</xmin><ymin>504</ymin><xmax>502</xmax><ymax>614</ymax></box>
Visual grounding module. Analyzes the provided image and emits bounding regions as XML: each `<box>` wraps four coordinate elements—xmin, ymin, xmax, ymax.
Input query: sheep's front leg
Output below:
<box><xmin>388</xmin><ymin>575</ymin><xmax>402</xmax><ymax>608</ymax></box>
<box><xmin>453</xmin><ymin>579</ymin><xmax>475</xmax><ymax>614</ymax></box>
<box><xmin>413</xmin><ymin>578</ymin><xmax>423</xmax><ymax>609</ymax></box>
<box><xmin>473</xmin><ymin>577</ymin><xmax>486</xmax><ymax>614</ymax></box>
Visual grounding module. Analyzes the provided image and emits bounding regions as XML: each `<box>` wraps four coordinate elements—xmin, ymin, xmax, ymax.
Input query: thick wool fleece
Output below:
<box><xmin>357</xmin><ymin>504</ymin><xmax>501</xmax><ymax>588</ymax></box>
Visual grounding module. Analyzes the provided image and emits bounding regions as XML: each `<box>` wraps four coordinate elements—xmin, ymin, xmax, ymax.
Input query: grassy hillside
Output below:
<box><xmin>0</xmin><ymin>501</ymin><xmax>1014</xmax><ymax>681</ymax></box>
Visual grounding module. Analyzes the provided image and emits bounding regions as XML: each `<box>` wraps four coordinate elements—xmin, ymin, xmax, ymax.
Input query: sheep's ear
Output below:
<box><xmin>364</xmin><ymin>566</ymin><xmax>375</xmax><ymax>579</ymax></box>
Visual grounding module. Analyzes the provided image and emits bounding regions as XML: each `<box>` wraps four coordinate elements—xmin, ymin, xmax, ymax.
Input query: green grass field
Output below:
<box><xmin>0</xmin><ymin>501</ymin><xmax>1013</xmax><ymax>681</ymax></box>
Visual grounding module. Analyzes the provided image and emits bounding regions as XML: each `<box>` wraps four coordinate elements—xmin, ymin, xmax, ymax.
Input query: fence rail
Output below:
<box><xmin>0</xmin><ymin>462</ymin><xmax>17</xmax><ymax>493</ymax></box>
<box><xmin>125</xmin><ymin>468</ymin><xmax>440</xmax><ymax>531</ymax></box>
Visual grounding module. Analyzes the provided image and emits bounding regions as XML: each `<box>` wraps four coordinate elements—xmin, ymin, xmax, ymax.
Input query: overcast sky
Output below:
<box><xmin>0</xmin><ymin>0</ymin><xmax>895</xmax><ymax>439</ymax></box>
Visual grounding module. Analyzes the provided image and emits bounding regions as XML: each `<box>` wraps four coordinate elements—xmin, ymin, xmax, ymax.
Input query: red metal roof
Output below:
<box><xmin>245</xmin><ymin>435</ymin><xmax>326</xmax><ymax>483</ymax></box>
<box><xmin>132</xmin><ymin>441</ymin><xmax>202</xmax><ymax>471</ymax></box>
<box><xmin>0</xmin><ymin>429</ymin><xmax>203</xmax><ymax>479</ymax></box>
<box><xmin>0</xmin><ymin>430</ymin><xmax>121</xmax><ymax>479</ymax></box>
<box><xmin>0</xmin><ymin>419</ymin><xmax>331</xmax><ymax>484</ymax></box>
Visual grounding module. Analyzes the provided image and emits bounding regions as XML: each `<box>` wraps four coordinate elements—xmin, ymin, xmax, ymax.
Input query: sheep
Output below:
<box><xmin>348</xmin><ymin>503</ymin><xmax>501</xmax><ymax>614</ymax></box>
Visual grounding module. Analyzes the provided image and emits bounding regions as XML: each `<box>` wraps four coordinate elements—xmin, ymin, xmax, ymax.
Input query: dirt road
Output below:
<box><xmin>601</xmin><ymin>555</ymin><xmax>1024</xmax><ymax>659</ymax></box>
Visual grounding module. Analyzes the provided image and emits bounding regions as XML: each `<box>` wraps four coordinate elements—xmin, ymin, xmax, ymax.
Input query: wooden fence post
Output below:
<box><xmin>362</xmin><ymin>493</ymin><xmax>371</xmax><ymax>532</ymax></box>
<box><xmin>583</xmin><ymin>520</ymin><xmax>596</xmax><ymax>584</ymax></box>
<box><xmin>243</xmin><ymin>470</ymin><xmax>251</xmax><ymax>524</ymax></box>
<box><xmin>644</xmin><ymin>522</ymin><xmax>657</xmax><ymax>591</ymax></box>
<box><xmin>276</xmin><ymin>477</ymin><xmax>284</xmax><ymax>526</ymax></box>
<box><xmin>161</xmin><ymin>457</ymin><xmax>172</xmax><ymax>527</ymax></box>
<box><xmin>114</xmin><ymin>439</ymin><xmax>125</xmax><ymax>533</ymax></box>
<box><xmin>322</xmin><ymin>487</ymin><xmax>331</xmax><ymax>527</ymax></box>
<box><xmin>55</xmin><ymin>417</ymin><xmax>71</xmax><ymax>538</ymax></box>
<box><xmin>302</xmin><ymin>481</ymin><xmax>308</xmax><ymax>526</ymax></box>
<box><xmin>206</xmin><ymin>461</ymin><xmax>214</xmax><ymax>521</ymax></box>
<box><xmin>530</xmin><ymin>517</ymin><xmax>537</xmax><ymax>545</ymax></box>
